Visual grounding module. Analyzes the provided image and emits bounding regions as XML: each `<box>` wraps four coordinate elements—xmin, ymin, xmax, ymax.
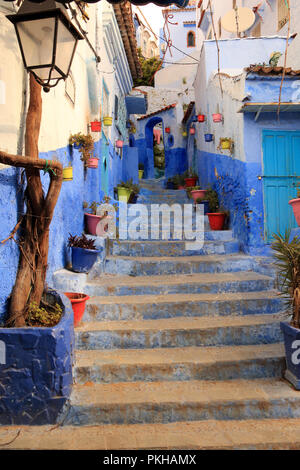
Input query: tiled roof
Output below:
<box><xmin>113</xmin><ymin>2</ymin><xmax>142</xmax><ymax>80</ymax></box>
<box><xmin>137</xmin><ymin>103</ymin><xmax>176</xmax><ymax>121</ymax></box>
<box><xmin>245</xmin><ymin>65</ymin><xmax>300</xmax><ymax>76</ymax></box>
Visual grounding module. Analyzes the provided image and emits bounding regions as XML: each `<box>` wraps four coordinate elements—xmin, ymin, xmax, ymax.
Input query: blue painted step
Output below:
<box><xmin>83</xmin><ymin>291</ymin><xmax>284</xmax><ymax>322</ymax></box>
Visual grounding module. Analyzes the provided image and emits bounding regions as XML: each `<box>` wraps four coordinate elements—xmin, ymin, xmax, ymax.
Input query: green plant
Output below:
<box><xmin>69</xmin><ymin>132</ymin><xmax>95</xmax><ymax>163</ymax></box>
<box><xmin>83</xmin><ymin>196</ymin><xmax>117</xmax><ymax>215</ymax></box>
<box><xmin>183</xmin><ymin>169</ymin><xmax>198</xmax><ymax>179</ymax></box>
<box><xmin>272</xmin><ymin>230</ymin><xmax>300</xmax><ymax>328</ymax></box>
<box><xmin>26</xmin><ymin>300</ymin><xmax>62</xmax><ymax>327</ymax></box>
<box><xmin>68</xmin><ymin>233</ymin><xmax>97</xmax><ymax>250</ymax></box>
<box><xmin>205</xmin><ymin>187</ymin><xmax>220</xmax><ymax>213</ymax></box>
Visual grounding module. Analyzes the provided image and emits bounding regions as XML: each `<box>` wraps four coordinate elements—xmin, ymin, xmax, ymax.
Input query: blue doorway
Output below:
<box><xmin>262</xmin><ymin>129</ymin><xmax>300</xmax><ymax>242</ymax></box>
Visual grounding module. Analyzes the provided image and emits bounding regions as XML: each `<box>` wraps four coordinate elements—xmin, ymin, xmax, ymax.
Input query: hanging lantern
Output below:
<box><xmin>7</xmin><ymin>0</ymin><xmax>84</xmax><ymax>92</ymax></box>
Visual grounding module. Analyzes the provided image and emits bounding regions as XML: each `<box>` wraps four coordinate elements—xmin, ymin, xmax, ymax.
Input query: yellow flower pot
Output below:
<box><xmin>117</xmin><ymin>187</ymin><xmax>132</xmax><ymax>202</ymax></box>
<box><xmin>138</xmin><ymin>170</ymin><xmax>144</xmax><ymax>179</ymax></box>
<box><xmin>182</xmin><ymin>131</ymin><xmax>187</xmax><ymax>137</ymax></box>
<box><xmin>63</xmin><ymin>166</ymin><xmax>73</xmax><ymax>181</ymax></box>
<box><xmin>221</xmin><ymin>139</ymin><xmax>231</xmax><ymax>150</ymax></box>
<box><xmin>103</xmin><ymin>116</ymin><xmax>113</xmax><ymax>126</ymax></box>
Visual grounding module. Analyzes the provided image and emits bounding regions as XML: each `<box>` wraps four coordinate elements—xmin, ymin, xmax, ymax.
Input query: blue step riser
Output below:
<box><xmin>111</xmin><ymin>241</ymin><xmax>239</xmax><ymax>257</ymax></box>
<box><xmin>75</xmin><ymin>323</ymin><xmax>282</xmax><ymax>350</ymax></box>
<box><xmin>64</xmin><ymin>395</ymin><xmax>300</xmax><ymax>426</ymax></box>
<box><xmin>80</xmin><ymin>279</ymin><xmax>274</xmax><ymax>297</ymax></box>
<box><xmin>103</xmin><ymin>258</ymin><xmax>256</xmax><ymax>276</ymax></box>
<box><xmin>84</xmin><ymin>298</ymin><xmax>284</xmax><ymax>322</ymax></box>
<box><xmin>74</xmin><ymin>357</ymin><xmax>285</xmax><ymax>385</ymax></box>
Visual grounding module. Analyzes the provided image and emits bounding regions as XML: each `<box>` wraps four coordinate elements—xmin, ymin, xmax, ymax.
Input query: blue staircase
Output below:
<box><xmin>52</xmin><ymin>179</ymin><xmax>298</xmax><ymax>448</ymax></box>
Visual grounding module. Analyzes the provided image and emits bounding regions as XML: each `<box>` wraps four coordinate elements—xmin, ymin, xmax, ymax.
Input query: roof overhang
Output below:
<box><xmin>238</xmin><ymin>102</ymin><xmax>300</xmax><ymax>115</ymax></box>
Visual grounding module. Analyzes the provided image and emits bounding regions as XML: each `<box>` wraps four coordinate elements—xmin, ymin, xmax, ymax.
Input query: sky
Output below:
<box><xmin>133</xmin><ymin>4</ymin><xmax>164</xmax><ymax>37</ymax></box>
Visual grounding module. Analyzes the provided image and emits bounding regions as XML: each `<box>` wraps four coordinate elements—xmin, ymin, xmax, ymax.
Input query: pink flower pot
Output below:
<box><xmin>85</xmin><ymin>212</ymin><xmax>106</xmax><ymax>235</ymax></box>
<box><xmin>87</xmin><ymin>157</ymin><xmax>98</xmax><ymax>168</ymax></box>
<box><xmin>212</xmin><ymin>113</ymin><xmax>223</xmax><ymax>123</ymax></box>
<box><xmin>191</xmin><ymin>189</ymin><xmax>207</xmax><ymax>202</ymax></box>
<box><xmin>289</xmin><ymin>198</ymin><xmax>300</xmax><ymax>226</ymax></box>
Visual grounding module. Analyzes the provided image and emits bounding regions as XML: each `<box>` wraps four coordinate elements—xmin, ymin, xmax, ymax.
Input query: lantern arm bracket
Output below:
<box><xmin>69</xmin><ymin>4</ymin><xmax>100</xmax><ymax>63</ymax></box>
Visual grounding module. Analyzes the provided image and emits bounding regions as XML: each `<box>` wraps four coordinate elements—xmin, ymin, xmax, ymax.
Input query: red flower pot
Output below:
<box><xmin>212</xmin><ymin>113</ymin><xmax>223</xmax><ymax>123</ymax></box>
<box><xmin>90</xmin><ymin>121</ymin><xmax>101</xmax><ymax>132</ymax></box>
<box><xmin>85</xmin><ymin>212</ymin><xmax>106</xmax><ymax>235</ymax></box>
<box><xmin>289</xmin><ymin>198</ymin><xmax>300</xmax><ymax>226</ymax></box>
<box><xmin>184</xmin><ymin>177</ymin><xmax>198</xmax><ymax>187</ymax></box>
<box><xmin>87</xmin><ymin>157</ymin><xmax>98</xmax><ymax>168</ymax></box>
<box><xmin>64</xmin><ymin>293</ymin><xmax>90</xmax><ymax>327</ymax></box>
<box><xmin>197</xmin><ymin>114</ymin><xmax>205</xmax><ymax>122</ymax></box>
<box><xmin>191</xmin><ymin>189</ymin><xmax>207</xmax><ymax>202</ymax></box>
<box><xmin>189</xmin><ymin>128</ymin><xmax>195</xmax><ymax>135</ymax></box>
<box><xmin>207</xmin><ymin>213</ymin><xmax>226</xmax><ymax>230</ymax></box>
<box><xmin>165</xmin><ymin>127</ymin><xmax>171</xmax><ymax>133</ymax></box>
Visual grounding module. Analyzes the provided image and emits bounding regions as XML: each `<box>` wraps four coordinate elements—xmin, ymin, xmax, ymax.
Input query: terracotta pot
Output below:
<box><xmin>64</xmin><ymin>292</ymin><xmax>90</xmax><ymax>327</ymax></box>
<box><xmin>87</xmin><ymin>157</ymin><xmax>98</xmax><ymax>168</ymax></box>
<box><xmin>90</xmin><ymin>121</ymin><xmax>101</xmax><ymax>132</ymax></box>
<box><xmin>289</xmin><ymin>198</ymin><xmax>300</xmax><ymax>226</ymax></box>
<box><xmin>213</xmin><ymin>113</ymin><xmax>223</xmax><ymax>123</ymax></box>
<box><xmin>185</xmin><ymin>177</ymin><xmax>198</xmax><ymax>187</ymax></box>
<box><xmin>197</xmin><ymin>114</ymin><xmax>205</xmax><ymax>122</ymax></box>
<box><xmin>207</xmin><ymin>213</ymin><xmax>226</xmax><ymax>230</ymax></box>
<box><xmin>191</xmin><ymin>189</ymin><xmax>207</xmax><ymax>202</ymax></box>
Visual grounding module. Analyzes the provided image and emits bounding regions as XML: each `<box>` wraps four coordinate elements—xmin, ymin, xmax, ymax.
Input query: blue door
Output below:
<box><xmin>262</xmin><ymin>130</ymin><xmax>300</xmax><ymax>242</ymax></box>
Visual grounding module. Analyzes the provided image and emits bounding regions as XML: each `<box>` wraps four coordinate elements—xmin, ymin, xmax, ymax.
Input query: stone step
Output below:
<box><xmin>65</xmin><ymin>378</ymin><xmax>299</xmax><ymax>426</ymax></box>
<box><xmin>103</xmin><ymin>253</ymin><xmax>257</xmax><ymax>276</ymax></box>
<box><xmin>74</xmin><ymin>343</ymin><xmax>284</xmax><ymax>384</ymax></box>
<box><xmin>83</xmin><ymin>291</ymin><xmax>284</xmax><ymax>322</ymax></box>
<box><xmin>110</xmin><ymin>239</ymin><xmax>240</xmax><ymax>256</ymax></box>
<box><xmin>53</xmin><ymin>271</ymin><xmax>275</xmax><ymax>297</ymax></box>
<box><xmin>5</xmin><ymin>417</ymin><xmax>300</xmax><ymax>449</ymax></box>
<box><xmin>75</xmin><ymin>314</ymin><xmax>282</xmax><ymax>350</ymax></box>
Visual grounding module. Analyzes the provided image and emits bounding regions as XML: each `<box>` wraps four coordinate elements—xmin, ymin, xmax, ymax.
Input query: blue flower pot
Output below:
<box><xmin>281</xmin><ymin>321</ymin><xmax>300</xmax><ymax>390</ymax></box>
<box><xmin>204</xmin><ymin>133</ymin><xmax>213</xmax><ymax>142</ymax></box>
<box><xmin>71</xmin><ymin>246</ymin><xmax>102</xmax><ymax>273</ymax></box>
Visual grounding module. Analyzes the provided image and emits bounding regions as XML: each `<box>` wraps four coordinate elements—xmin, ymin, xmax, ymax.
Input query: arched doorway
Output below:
<box><xmin>145</xmin><ymin>117</ymin><xmax>165</xmax><ymax>179</ymax></box>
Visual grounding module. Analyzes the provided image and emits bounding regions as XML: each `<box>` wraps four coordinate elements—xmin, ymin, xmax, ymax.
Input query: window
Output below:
<box><xmin>278</xmin><ymin>0</ymin><xmax>289</xmax><ymax>30</ymax></box>
<box><xmin>187</xmin><ymin>31</ymin><xmax>195</xmax><ymax>47</ymax></box>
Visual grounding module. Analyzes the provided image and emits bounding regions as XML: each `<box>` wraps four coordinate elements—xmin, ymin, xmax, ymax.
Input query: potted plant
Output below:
<box><xmin>68</xmin><ymin>233</ymin><xmax>102</xmax><ymax>273</ymax></box>
<box><xmin>116</xmin><ymin>180</ymin><xmax>132</xmax><ymax>202</ymax></box>
<box><xmin>83</xmin><ymin>200</ymin><xmax>107</xmax><ymax>236</ymax></box>
<box><xmin>69</xmin><ymin>132</ymin><xmax>95</xmax><ymax>166</ymax></box>
<box><xmin>195</xmin><ymin>197</ymin><xmax>210</xmax><ymax>215</ymax></box>
<box><xmin>289</xmin><ymin>184</ymin><xmax>300</xmax><ymax>227</ymax></box>
<box><xmin>87</xmin><ymin>157</ymin><xmax>99</xmax><ymax>169</ymax></box>
<box><xmin>63</xmin><ymin>164</ymin><xmax>73</xmax><ymax>181</ymax></box>
<box><xmin>103</xmin><ymin>116</ymin><xmax>113</xmax><ymax>126</ymax></box>
<box><xmin>218</xmin><ymin>138</ymin><xmax>234</xmax><ymax>155</ymax></box>
<box><xmin>63</xmin><ymin>292</ymin><xmax>90</xmax><ymax>327</ymax></box>
<box><xmin>184</xmin><ymin>170</ymin><xmax>198</xmax><ymax>188</ymax></box>
<box><xmin>90</xmin><ymin>120</ymin><xmax>101</xmax><ymax>132</ymax></box>
<box><xmin>166</xmin><ymin>176</ymin><xmax>177</xmax><ymax>190</ymax></box>
<box><xmin>206</xmin><ymin>187</ymin><xmax>227</xmax><ymax>230</ymax></box>
<box><xmin>189</xmin><ymin>127</ymin><xmax>196</xmax><ymax>135</ymax></box>
<box><xmin>165</xmin><ymin>127</ymin><xmax>171</xmax><ymax>133</ymax></box>
<box><xmin>128</xmin><ymin>180</ymin><xmax>140</xmax><ymax>204</ymax></box>
<box><xmin>116</xmin><ymin>139</ymin><xmax>124</xmax><ymax>148</ymax></box>
<box><xmin>190</xmin><ymin>187</ymin><xmax>207</xmax><ymax>203</ymax></box>
<box><xmin>172</xmin><ymin>173</ymin><xmax>185</xmax><ymax>190</ymax></box>
<box><xmin>138</xmin><ymin>163</ymin><xmax>144</xmax><ymax>179</ymax></box>
<box><xmin>272</xmin><ymin>231</ymin><xmax>300</xmax><ymax>390</ymax></box>
<box><xmin>197</xmin><ymin>114</ymin><xmax>205</xmax><ymax>122</ymax></box>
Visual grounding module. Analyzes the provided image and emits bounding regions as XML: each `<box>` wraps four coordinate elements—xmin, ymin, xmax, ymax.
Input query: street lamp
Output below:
<box><xmin>7</xmin><ymin>0</ymin><xmax>83</xmax><ymax>92</ymax></box>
